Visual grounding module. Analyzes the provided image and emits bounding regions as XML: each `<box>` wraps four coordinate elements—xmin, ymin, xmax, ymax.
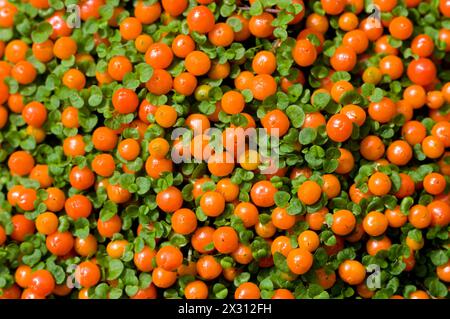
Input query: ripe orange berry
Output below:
<box><xmin>339</xmin><ymin>260</ymin><xmax>366</xmax><ymax>285</ymax></box>
<box><xmin>287</xmin><ymin>248</ymin><xmax>313</xmax><ymax>275</ymax></box>
<box><xmin>363</xmin><ymin>211</ymin><xmax>388</xmax><ymax>236</ymax></box>
<box><xmin>331</xmin><ymin>210</ymin><xmax>356</xmax><ymax>236</ymax></box>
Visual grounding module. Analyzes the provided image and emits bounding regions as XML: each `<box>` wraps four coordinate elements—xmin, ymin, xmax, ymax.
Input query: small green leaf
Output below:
<box><xmin>274</xmin><ymin>191</ymin><xmax>291</xmax><ymax>208</ymax></box>
<box><xmin>31</xmin><ymin>22</ymin><xmax>53</xmax><ymax>43</ymax></box>
<box><xmin>299</xmin><ymin>128</ymin><xmax>317</xmax><ymax>145</ymax></box>
<box><xmin>213</xmin><ymin>283</ymin><xmax>228</xmax><ymax>299</ymax></box>
<box><xmin>227</xmin><ymin>16</ymin><xmax>242</xmax><ymax>31</ymax></box>
<box><xmin>312</xmin><ymin>92</ymin><xmax>331</xmax><ymax>109</ymax></box>
<box><xmin>430</xmin><ymin>250</ymin><xmax>449</xmax><ymax>266</ymax></box>
<box><xmin>286</xmin><ymin>104</ymin><xmax>305</xmax><ymax>128</ymax></box>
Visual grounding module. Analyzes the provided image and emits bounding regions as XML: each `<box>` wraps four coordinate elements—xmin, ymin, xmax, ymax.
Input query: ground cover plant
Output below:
<box><xmin>0</xmin><ymin>0</ymin><xmax>449</xmax><ymax>300</ymax></box>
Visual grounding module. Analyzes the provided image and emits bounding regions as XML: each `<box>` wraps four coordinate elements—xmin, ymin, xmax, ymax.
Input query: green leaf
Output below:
<box><xmin>306</xmin><ymin>33</ymin><xmax>320</xmax><ymax>47</ymax></box>
<box><xmin>125</xmin><ymin>285</ymin><xmax>139</xmax><ymax>297</ymax></box>
<box><xmin>3</xmin><ymin>77</ymin><xmax>18</xmax><ymax>94</ymax></box>
<box><xmin>0</xmin><ymin>28</ymin><xmax>13</xmax><ymax>41</ymax></box>
<box><xmin>388</xmin><ymin>36</ymin><xmax>402</xmax><ymax>48</ymax></box>
<box><xmin>191</xmin><ymin>31</ymin><xmax>207</xmax><ymax>44</ymax></box>
<box><xmin>22</xmin><ymin>249</ymin><xmax>42</xmax><ymax>267</ymax></box>
<box><xmin>31</xmin><ymin>22</ymin><xmax>53</xmax><ymax>43</ymax></box>
<box><xmin>287</xmin><ymin>83</ymin><xmax>303</xmax><ymax>102</ymax></box>
<box><xmin>287</xmin><ymin>197</ymin><xmax>304</xmax><ymax>215</ymax></box>
<box><xmin>274</xmin><ymin>191</ymin><xmax>291</xmax><ymax>208</ymax></box>
<box><xmin>331</xmin><ymin>71</ymin><xmax>351</xmax><ymax>82</ymax></box>
<box><xmin>408</xmin><ymin>229</ymin><xmax>422</xmax><ymax>242</ymax></box>
<box><xmin>198</xmin><ymin>101</ymin><xmax>216</xmax><ymax>115</ymax></box>
<box><xmin>227</xmin><ymin>16</ymin><xmax>242</xmax><ymax>32</ymax></box>
<box><xmin>426</xmin><ymin>278</ymin><xmax>448</xmax><ymax>298</ymax></box>
<box><xmin>339</xmin><ymin>90</ymin><xmax>363</xmax><ymax>105</ymax></box>
<box><xmin>241</xmin><ymin>89</ymin><xmax>253</xmax><ymax>102</ymax></box>
<box><xmin>233</xmin><ymin>272</ymin><xmax>250</xmax><ymax>287</ymax></box>
<box><xmin>430</xmin><ymin>250</ymin><xmax>449</xmax><ymax>266</ymax></box>
<box><xmin>273</xmin><ymin>252</ymin><xmax>290</xmax><ymax>273</ymax></box>
<box><xmin>312</xmin><ymin>92</ymin><xmax>331</xmax><ymax>109</ymax></box>
<box><xmin>400</xmin><ymin>197</ymin><xmax>414</xmax><ymax>215</ymax></box>
<box><xmin>307</xmin><ymin>283</ymin><xmax>325</xmax><ymax>298</ymax></box>
<box><xmin>299</xmin><ymin>128</ymin><xmax>317</xmax><ymax>145</ymax></box>
<box><xmin>95</xmin><ymin>283</ymin><xmax>109</xmax><ymax>298</ymax></box>
<box><xmin>109</xmin><ymin>287</ymin><xmax>123</xmax><ymax>299</ymax></box>
<box><xmin>213</xmin><ymin>283</ymin><xmax>228</xmax><ymax>299</ymax></box>
<box><xmin>337</xmin><ymin>248</ymin><xmax>356</xmax><ymax>262</ymax></box>
<box><xmin>170</xmin><ymin>234</ymin><xmax>188</xmax><ymax>247</ymax></box>
<box><xmin>136</xmin><ymin>177</ymin><xmax>151</xmax><ymax>195</ymax></box>
<box><xmin>361</xmin><ymin>83</ymin><xmax>375</xmax><ymax>97</ymax></box>
<box><xmin>249</xmin><ymin>0</ymin><xmax>263</xmax><ymax>15</ymax></box>
<box><xmin>139</xmin><ymin>273</ymin><xmax>152</xmax><ymax>289</ymax></box>
<box><xmin>49</xmin><ymin>0</ymin><xmax>64</xmax><ymax>9</ymax></box>
<box><xmin>49</xmin><ymin>265</ymin><xmax>66</xmax><ymax>285</ymax></box>
<box><xmin>74</xmin><ymin>218</ymin><xmax>90</xmax><ymax>239</ymax></box>
<box><xmin>108</xmin><ymin>259</ymin><xmax>124</xmax><ymax>280</ymax></box>
<box><xmin>274</xmin><ymin>27</ymin><xmax>288</xmax><ymax>40</ymax></box>
<box><xmin>123</xmin><ymin>73</ymin><xmax>140</xmax><ymax>90</ymax></box>
<box><xmin>320</xmin><ymin>230</ymin><xmax>336</xmax><ymax>246</ymax></box>
<box><xmin>100</xmin><ymin>200</ymin><xmax>118</xmax><ymax>222</ymax></box>
<box><xmin>286</xmin><ymin>104</ymin><xmax>305</xmax><ymax>128</ymax></box>
<box><xmin>136</xmin><ymin>63</ymin><xmax>153</xmax><ymax>83</ymax></box>
<box><xmin>259</xmin><ymin>277</ymin><xmax>273</xmax><ymax>291</ymax></box>
<box><xmin>370</xmin><ymin>88</ymin><xmax>384</xmax><ymax>102</ymax></box>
